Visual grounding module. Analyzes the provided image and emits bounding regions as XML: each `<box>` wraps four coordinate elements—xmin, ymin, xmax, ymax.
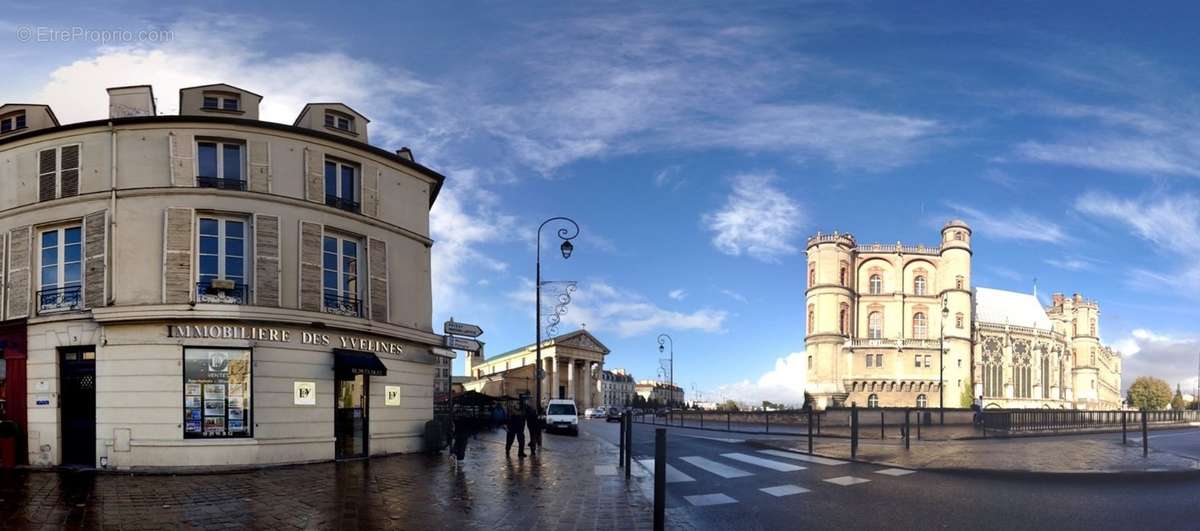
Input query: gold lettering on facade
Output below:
<box><xmin>170</xmin><ymin>324</ymin><xmax>402</xmax><ymax>355</ymax></box>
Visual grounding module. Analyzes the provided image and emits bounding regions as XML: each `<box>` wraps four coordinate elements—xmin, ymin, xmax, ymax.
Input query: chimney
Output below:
<box><xmin>1052</xmin><ymin>293</ymin><xmax>1064</xmax><ymax>306</ymax></box>
<box><xmin>396</xmin><ymin>147</ymin><xmax>414</xmax><ymax>161</ymax></box>
<box><xmin>107</xmin><ymin>85</ymin><xmax>156</xmax><ymax>118</ymax></box>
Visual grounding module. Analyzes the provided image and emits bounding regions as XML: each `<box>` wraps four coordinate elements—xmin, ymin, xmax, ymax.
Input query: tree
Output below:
<box><xmin>1170</xmin><ymin>385</ymin><xmax>1186</xmax><ymax>410</ymax></box>
<box><xmin>960</xmin><ymin>384</ymin><xmax>974</xmax><ymax>408</ymax></box>
<box><xmin>1127</xmin><ymin>376</ymin><xmax>1173</xmax><ymax>410</ymax></box>
<box><xmin>717</xmin><ymin>400</ymin><xmax>740</xmax><ymax>412</ymax></box>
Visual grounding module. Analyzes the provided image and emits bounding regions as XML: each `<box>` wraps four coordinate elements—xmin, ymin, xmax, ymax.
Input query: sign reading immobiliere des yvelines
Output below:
<box><xmin>168</xmin><ymin>324</ymin><xmax>405</xmax><ymax>356</ymax></box>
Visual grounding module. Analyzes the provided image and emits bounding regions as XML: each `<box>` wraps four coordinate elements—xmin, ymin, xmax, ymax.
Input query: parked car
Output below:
<box><xmin>546</xmin><ymin>399</ymin><xmax>579</xmax><ymax>436</ymax></box>
<box><xmin>606</xmin><ymin>407</ymin><xmax>622</xmax><ymax>422</ymax></box>
<box><xmin>583</xmin><ymin>407</ymin><xmax>596</xmax><ymax>418</ymax></box>
<box><xmin>590</xmin><ymin>407</ymin><xmax>608</xmax><ymax>419</ymax></box>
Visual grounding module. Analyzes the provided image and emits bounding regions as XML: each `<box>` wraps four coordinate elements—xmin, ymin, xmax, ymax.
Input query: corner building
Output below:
<box><xmin>0</xmin><ymin>83</ymin><xmax>452</xmax><ymax>468</ymax></box>
<box><xmin>804</xmin><ymin>220</ymin><xmax>1122</xmax><ymax>410</ymax></box>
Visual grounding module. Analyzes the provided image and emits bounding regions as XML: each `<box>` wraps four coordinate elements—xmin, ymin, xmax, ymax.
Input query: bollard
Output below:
<box><xmin>619</xmin><ymin>411</ymin><xmax>626</xmax><ymax>467</ymax></box>
<box><xmin>817</xmin><ymin>413</ymin><xmax>822</xmax><ymax>435</ymax></box>
<box><xmin>881</xmin><ymin>410</ymin><xmax>885</xmax><ymax>440</ymax></box>
<box><xmin>807</xmin><ymin>408</ymin><xmax>814</xmax><ymax>454</ymax></box>
<box><xmin>1142</xmin><ymin>410</ymin><xmax>1148</xmax><ymax>457</ymax></box>
<box><xmin>904</xmin><ymin>409</ymin><xmax>911</xmax><ymax>449</ymax></box>
<box><xmin>917</xmin><ymin>412</ymin><xmax>922</xmax><ymax>440</ymax></box>
<box><xmin>625</xmin><ymin>413</ymin><xmax>633</xmax><ymax>478</ymax></box>
<box><xmin>701</xmin><ymin>411</ymin><xmax>704</xmax><ymax>429</ymax></box>
<box><xmin>727</xmin><ymin>412</ymin><xmax>731</xmax><ymax>431</ymax></box>
<box><xmin>654</xmin><ymin>428</ymin><xmax>667</xmax><ymax>531</ymax></box>
<box><xmin>1122</xmin><ymin>411</ymin><xmax>1127</xmax><ymax>445</ymax></box>
<box><xmin>850</xmin><ymin>404</ymin><xmax>859</xmax><ymax>460</ymax></box>
<box><xmin>766</xmin><ymin>411</ymin><xmax>771</xmax><ymax>433</ymax></box>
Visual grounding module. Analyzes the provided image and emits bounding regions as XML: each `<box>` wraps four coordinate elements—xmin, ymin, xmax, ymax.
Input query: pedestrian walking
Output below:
<box><xmin>490</xmin><ymin>403</ymin><xmax>506</xmax><ymax>432</ymax></box>
<box><xmin>450</xmin><ymin>413</ymin><xmax>474</xmax><ymax>470</ymax></box>
<box><xmin>505</xmin><ymin>401</ymin><xmax>527</xmax><ymax>457</ymax></box>
<box><xmin>526</xmin><ymin>403</ymin><xmax>543</xmax><ymax>456</ymax></box>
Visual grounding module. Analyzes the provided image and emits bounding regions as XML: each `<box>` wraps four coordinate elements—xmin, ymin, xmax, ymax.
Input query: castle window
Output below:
<box><xmin>840</xmin><ymin>265</ymin><xmax>848</xmax><ymax>286</ymax></box>
<box><xmin>869</xmin><ymin>274</ymin><xmax>882</xmax><ymax>295</ymax></box>
<box><xmin>924</xmin><ymin>354</ymin><xmax>931</xmax><ymax>368</ymax></box>
<box><xmin>916</xmin><ymin>394</ymin><xmax>927</xmax><ymax>408</ymax></box>
<box><xmin>955</xmin><ymin>312</ymin><xmax>964</xmax><ymax>329</ymax></box>
<box><xmin>914</xmin><ymin>355</ymin><xmax>921</xmax><ymax>368</ymax></box>
<box><xmin>807</xmin><ymin>355</ymin><xmax>812</xmax><ymax>371</ymax></box>
<box><xmin>1072</xmin><ymin>319</ymin><xmax>1077</xmax><ymax>336</ymax></box>
<box><xmin>876</xmin><ymin>354</ymin><xmax>884</xmax><ymax>367</ymax></box>
<box><xmin>1041</xmin><ymin>355</ymin><xmax>1051</xmax><ymax>399</ymax></box>
<box><xmin>808</xmin><ymin>263</ymin><xmax>816</xmax><ymax>286</ymax></box>
<box><xmin>914</xmin><ymin>275</ymin><xmax>927</xmax><ymax>296</ymax></box>
<box><xmin>1090</xmin><ymin>319</ymin><xmax>1096</xmax><ymax>337</ymax></box>
<box><xmin>954</xmin><ymin>231</ymin><xmax>964</xmax><ymax>241</ymax></box>
<box><xmin>867</xmin><ymin>394</ymin><xmax>879</xmax><ymax>408</ymax></box>
<box><xmin>912</xmin><ymin>312</ymin><xmax>927</xmax><ymax>339</ymax></box>
<box><xmin>955</xmin><ymin>275</ymin><xmax>964</xmax><ymax>290</ymax></box>
<box><xmin>866</xmin><ymin>354</ymin><xmax>873</xmax><ymax>368</ymax></box>
<box><xmin>868</xmin><ymin>312</ymin><xmax>883</xmax><ymax>339</ymax></box>
<box><xmin>807</xmin><ymin>304</ymin><xmax>815</xmax><ymax>333</ymax></box>
<box><xmin>839</xmin><ymin>304</ymin><xmax>848</xmax><ymax>334</ymax></box>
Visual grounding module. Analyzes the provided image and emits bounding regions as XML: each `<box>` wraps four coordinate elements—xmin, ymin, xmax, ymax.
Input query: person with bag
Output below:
<box><xmin>505</xmin><ymin>400</ymin><xmax>527</xmax><ymax>457</ymax></box>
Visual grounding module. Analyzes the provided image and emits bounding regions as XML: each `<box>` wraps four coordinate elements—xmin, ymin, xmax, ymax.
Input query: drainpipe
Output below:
<box><xmin>108</xmin><ymin>121</ymin><xmax>117</xmax><ymax>306</ymax></box>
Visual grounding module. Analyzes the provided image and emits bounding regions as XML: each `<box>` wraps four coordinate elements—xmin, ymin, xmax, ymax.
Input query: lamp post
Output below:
<box><xmin>658</xmin><ymin>334</ymin><xmax>674</xmax><ymax>408</ymax></box>
<box><xmin>535</xmin><ymin>217</ymin><xmax>579</xmax><ymax>409</ymax></box>
<box><xmin>940</xmin><ymin>294</ymin><xmax>949</xmax><ymax>425</ymax></box>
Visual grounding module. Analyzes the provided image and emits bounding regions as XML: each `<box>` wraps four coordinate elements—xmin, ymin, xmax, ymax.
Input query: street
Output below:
<box><xmin>580</xmin><ymin>419</ymin><xmax>1200</xmax><ymax>530</ymax></box>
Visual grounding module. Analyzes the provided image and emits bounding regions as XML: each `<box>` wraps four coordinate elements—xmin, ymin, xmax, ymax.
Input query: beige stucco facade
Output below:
<box><xmin>0</xmin><ymin>83</ymin><xmax>452</xmax><ymax>469</ymax></box>
<box><xmin>460</xmin><ymin>330</ymin><xmax>609</xmax><ymax>411</ymax></box>
<box><xmin>804</xmin><ymin>220</ymin><xmax>1123</xmax><ymax>410</ymax></box>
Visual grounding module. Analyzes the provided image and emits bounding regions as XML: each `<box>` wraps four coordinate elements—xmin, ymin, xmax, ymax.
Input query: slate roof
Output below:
<box><xmin>973</xmin><ymin>287</ymin><xmax>1053</xmax><ymax>330</ymax></box>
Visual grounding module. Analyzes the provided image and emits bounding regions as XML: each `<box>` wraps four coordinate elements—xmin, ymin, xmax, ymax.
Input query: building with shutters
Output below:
<box><xmin>634</xmin><ymin>381</ymin><xmax>684</xmax><ymax>407</ymax></box>
<box><xmin>0</xmin><ymin>83</ymin><xmax>454</xmax><ymax>469</ymax></box>
<box><xmin>803</xmin><ymin>221</ymin><xmax>1123</xmax><ymax>411</ymax></box>
<box><xmin>598</xmin><ymin>368</ymin><xmax>635</xmax><ymax>408</ymax></box>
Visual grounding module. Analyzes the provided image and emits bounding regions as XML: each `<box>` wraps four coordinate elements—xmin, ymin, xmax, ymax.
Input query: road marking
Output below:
<box><xmin>1147</xmin><ymin>430</ymin><xmax>1200</xmax><ymax>439</ymax></box>
<box><xmin>594</xmin><ymin>464</ymin><xmax>617</xmax><ymax>476</ymax></box>
<box><xmin>874</xmin><ymin>468</ymin><xmax>916</xmax><ymax>477</ymax></box>
<box><xmin>720</xmin><ymin>453</ymin><xmax>805</xmax><ymax>472</ymax></box>
<box><xmin>680</xmin><ymin>456</ymin><xmax>754</xmax><ymax>478</ymax></box>
<box><xmin>824</xmin><ymin>476</ymin><xmax>871</xmax><ymax>486</ymax></box>
<box><xmin>637</xmin><ymin>459</ymin><xmax>696</xmax><ymax>482</ymax></box>
<box><xmin>760</xmin><ymin>484</ymin><xmax>811</xmax><ymax>497</ymax></box>
<box><xmin>758</xmin><ymin>449</ymin><xmax>849</xmax><ymax>466</ymax></box>
<box><xmin>675</xmin><ymin>433</ymin><xmax>747</xmax><ymax>443</ymax></box>
<box><xmin>684</xmin><ymin>493</ymin><xmax>738</xmax><ymax>507</ymax></box>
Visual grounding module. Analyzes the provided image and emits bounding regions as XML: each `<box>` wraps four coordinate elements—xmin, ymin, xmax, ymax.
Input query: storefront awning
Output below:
<box><xmin>334</xmin><ymin>349</ymin><xmax>388</xmax><ymax>376</ymax></box>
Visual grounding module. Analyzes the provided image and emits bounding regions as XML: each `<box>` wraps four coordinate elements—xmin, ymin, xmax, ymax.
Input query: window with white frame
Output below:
<box><xmin>916</xmin><ymin>394</ymin><xmax>927</xmax><ymax>408</ymax></box>
<box><xmin>38</xmin><ymin>225</ymin><xmax>83</xmax><ymax>312</ymax></box>
<box><xmin>324</xmin><ymin>111</ymin><xmax>355</xmax><ymax>132</ymax></box>
<box><xmin>324</xmin><ymin>158</ymin><xmax>360</xmax><ymax>213</ymax></box>
<box><xmin>323</xmin><ymin>232</ymin><xmax>361</xmax><ymax>316</ymax></box>
<box><xmin>912</xmin><ymin>312</ymin><xmax>928</xmax><ymax>339</ymax></box>
<box><xmin>869</xmin><ymin>274</ymin><xmax>882</xmax><ymax>295</ymax></box>
<box><xmin>1</xmin><ymin>111</ymin><xmax>26</xmax><ymax>133</ymax></box>
<box><xmin>867</xmin><ymin>394</ymin><xmax>879</xmax><ymax>408</ymax></box>
<box><xmin>868</xmin><ymin>311</ymin><xmax>883</xmax><ymax>339</ymax></box>
<box><xmin>197</xmin><ymin>216</ymin><xmax>247</xmax><ymax>304</ymax></box>
<box><xmin>914</xmin><ymin>275</ymin><xmax>927</xmax><ymax>295</ymax></box>
<box><xmin>202</xmin><ymin>93</ymin><xmax>240</xmax><ymax>111</ymax></box>
<box><xmin>197</xmin><ymin>140</ymin><xmax>245</xmax><ymax>189</ymax></box>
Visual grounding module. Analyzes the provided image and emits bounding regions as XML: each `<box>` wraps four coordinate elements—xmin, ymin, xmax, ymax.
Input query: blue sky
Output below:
<box><xmin>2</xmin><ymin>1</ymin><xmax>1198</xmax><ymax>403</ymax></box>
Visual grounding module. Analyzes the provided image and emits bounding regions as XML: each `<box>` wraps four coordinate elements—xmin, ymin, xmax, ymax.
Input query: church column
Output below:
<box><xmin>567</xmin><ymin>357</ymin><xmax>575</xmax><ymax>400</ymax></box>
<box><xmin>583</xmin><ymin>361</ymin><xmax>593</xmax><ymax>409</ymax></box>
<box><xmin>550</xmin><ymin>355</ymin><xmax>559</xmax><ymax>400</ymax></box>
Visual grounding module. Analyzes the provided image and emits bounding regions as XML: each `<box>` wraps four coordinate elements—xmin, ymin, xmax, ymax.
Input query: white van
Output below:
<box><xmin>546</xmin><ymin>399</ymin><xmax>579</xmax><ymax>436</ymax></box>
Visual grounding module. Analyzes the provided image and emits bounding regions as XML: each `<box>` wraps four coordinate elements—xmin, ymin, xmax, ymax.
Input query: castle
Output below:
<box><xmin>804</xmin><ymin>220</ymin><xmax>1123</xmax><ymax>410</ymax></box>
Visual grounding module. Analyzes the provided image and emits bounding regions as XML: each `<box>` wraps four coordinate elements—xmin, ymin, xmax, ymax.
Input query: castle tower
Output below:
<box><xmin>804</xmin><ymin>231</ymin><xmax>857</xmax><ymax>409</ymax></box>
<box><xmin>939</xmin><ymin>220</ymin><xmax>973</xmax><ymax>406</ymax></box>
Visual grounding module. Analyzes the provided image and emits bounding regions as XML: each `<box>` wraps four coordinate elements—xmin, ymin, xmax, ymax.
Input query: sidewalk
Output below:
<box><xmin>0</xmin><ymin>428</ymin><xmax>677</xmax><ymax>530</ymax></box>
<box><xmin>750</xmin><ymin>431</ymin><xmax>1200</xmax><ymax>477</ymax></box>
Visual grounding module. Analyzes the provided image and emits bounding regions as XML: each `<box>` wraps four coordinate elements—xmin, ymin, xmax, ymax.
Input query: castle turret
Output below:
<box><xmin>804</xmin><ymin>231</ymin><xmax>857</xmax><ymax>408</ymax></box>
<box><xmin>939</xmin><ymin>220</ymin><xmax>973</xmax><ymax>405</ymax></box>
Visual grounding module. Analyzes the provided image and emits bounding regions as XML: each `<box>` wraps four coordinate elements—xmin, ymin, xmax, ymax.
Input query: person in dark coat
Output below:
<box><xmin>525</xmin><ymin>403</ymin><xmax>542</xmax><ymax>456</ymax></box>
<box><xmin>450</xmin><ymin>414</ymin><xmax>474</xmax><ymax>469</ymax></box>
<box><xmin>505</xmin><ymin>401</ymin><xmax>527</xmax><ymax>457</ymax></box>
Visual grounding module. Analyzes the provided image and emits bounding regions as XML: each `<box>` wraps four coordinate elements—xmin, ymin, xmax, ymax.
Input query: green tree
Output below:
<box><xmin>1127</xmin><ymin>376</ymin><xmax>1173</xmax><ymax>410</ymax></box>
<box><xmin>960</xmin><ymin>384</ymin><xmax>974</xmax><ymax>408</ymax></box>
<box><xmin>717</xmin><ymin>400</ymin><xmax>740</xmax><ymax>412</ymax></box>
<box><xmin>1170</xmin><ymin>385</ymin><xmax>1186</xmax><ymax>410</ymax></box>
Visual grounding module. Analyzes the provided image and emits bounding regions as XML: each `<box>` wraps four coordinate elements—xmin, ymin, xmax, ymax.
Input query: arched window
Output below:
<box><xmin>955</xmin><ymin>312</ymin><xmax>964</xmax><ymax>329</ymax></box>
<box><xmin>1041</xmin><ymin>354</ymin><xmax>1051</xmax><ymax>399</ymax></box>
<box><xmin>955</xmin><ymin>275</ymin><xmax>964</xmax><ymax>290</ymax></box>
<box><xmin>869</xmin><ymin>274</ymin><xmax>883</xmax><ymax>294</ymax></box>
<box><xmin>912</xmin><ymin>312</ymin><xmax>927</xmax><ymax>339</ymax></box>
<box><xmin>1014</xmin><ymin>341</ymin><xmax>1031</xmax><ymax>398</ymax></box>
<box><xmin>807</xmin><ymin>304</ymin><xmax>815</xmax><ymax>333</ymax></box>
<box><xmin>868</xmin><ymin>312</ymin><xmax>883</xmax><ymax>339</ymax></box>
<box><xmin>1072</xmin><ymin>319</ymin><xmax>1077</xmax><ymax>336</ymax></box>
<box><xmin>1059</xmin><ymin>356</ymin><xmax>1066</xmax><ymax>399</ymax></box>
<box><xmin>954</xmin><ymin>231</ymin><xmax>964</xmax><ymax>241</ymax></box>
<box><xmin>867</xmin><ymin>394</ymin><xmax>879</xmax><ymax>408</ymax></box>
<box><xmin>982</xmin><ymin>337</ymin><xmax>1003</xmax><ymax>397</ymax></box>
<box><xmin>916</xmin><ymin>394</ymin><xmax>927</xmax><ymax>408</ymax></box>
<box><xmin>840</xmin><ymin>265</ymin><xmax>848</xmax><ymax>286</ymax></box>
<box><xmin>839</xmin><ymin>303</ymin><xmax>848</xmax><ymax>334</ymax></box>
<box><xmin>808</xmin><ymin>263</ymin><xmax>816</xmax><ymax>286</ymax></box>
<box><xmin>914</xmin><ymin>275</ymin><xmax>927</xmax><ymax>295</ymax></box>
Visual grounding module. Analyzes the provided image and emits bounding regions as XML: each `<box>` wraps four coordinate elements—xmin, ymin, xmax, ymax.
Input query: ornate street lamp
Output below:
<box><xmin>940</xmin><ymin>294</ymin><xmax>949</xmax><ymax>425</ymax></box>
<box><xmin>535</xmin><ymin>217</ymin><xmax>579</xmax><ymax>409</ymax></box>
<box><xmin>658</xmin><ymin>334</ymin><xmax>674</xmax><ymax>407</ymax></box>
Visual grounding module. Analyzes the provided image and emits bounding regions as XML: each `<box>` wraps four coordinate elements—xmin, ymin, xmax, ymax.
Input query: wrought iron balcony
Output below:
<box><xmin>325</xmin><ymin>195</ymin><xmax>361</xmax><ymax>214</ymax></box>
<box><xmin>196</xmin><ymin>176</ymin><xmax>248</xmax><ymax>191</ymax></box>
<box><xmin>196</xmin><ymin>280</ymin><xmax>247</xmax><ymax>304</ymax></box>
<box><xmin>37</xmin><ymin>285</ymin><xmax>82</xmax><ymax>313</ymax></box>
<box><xmin>323</xmin><ymin>293</ymin><xmax>362</xmax><ymax>317</ymax></box>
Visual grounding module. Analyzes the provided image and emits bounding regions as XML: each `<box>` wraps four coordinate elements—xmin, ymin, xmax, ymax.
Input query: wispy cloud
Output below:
<box><xmin>1044</xmin><ymin>258</ymin><xmax>1093</xmax><ymax>271</ymax></box>
<box><xmin>508</xmin><ymin>279</ymin><xmax>727</xmax><ymax>338</ymax></box>
<box><xmin>704</xmin><ymin>172</ymin><xmax>804</xmax><ymax>262</ymax></box>
<box><xmin>720</xmin><ymin>289</ymin><xmax>748</xmax><ymax>303</ymax></box>
<box><xmin>654</xmin><ymin>165</ymin><xmax>685</xmax><ymax>190</ymax></box>
<box><xmin>668</xmin><ymin>289</ymin><xmax>687</xmax><ymax>301</ymax></box>
<box><xmin>713</xmin><ymin>352</ymin><xmax>807</xmax><ymax>406</ymax></box>
<box><xmin>945</xmin><ymin>203</ymin><xmax>1068</xmax><ymax>244</ymax></box>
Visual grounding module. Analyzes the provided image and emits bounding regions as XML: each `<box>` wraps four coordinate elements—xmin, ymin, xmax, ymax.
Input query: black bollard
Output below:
<box><xmin>905</xmin><ymin>409</ymin><xmax>911</xmax><ymax>449</ymax></box>
<box><xmin>881</xmin><ymin>410</ymin><xmax>885</xmax><ymax>440</ymax></box>
<box><xmin>1142</xmin><ymin>410</ymin><xmax>1148</xmax><ymax>457</ymax></box>
<box><xmin>727</xmin><ymin>412</ymin><xmax>731</xmax><ymax>431</ymax></box>
<box><xmin>766</xmin><ymin>410</ymin><xmax>771</xmax><ymax>433</ymax></box>
<box><xmin>807</xmin><ymin>408</ymin><xmax>814</xmax><ymax>454</ymax></box>
<box><xmin>1122</xmin><ymin>411</ymin><xmax>1127</xmax><ymax>445</ymax></box>
<box><xmin>851</xmin><ymin>403</ymin><xmax>859</xmax><ymax>460</ymax></box>
<box><xmin>654</xmin><ymin>428</ymin><xmax>667</xmax><ymax>531</ymax></box>
<box><xmin>626</xmin><ymin>413</ymin><xmax>634</xmax><ymax>477</ymax></box>
<box><xmin>619</xmin><ymin>411</ymin><xmax>626</xmax><ymax>467</ymax></box>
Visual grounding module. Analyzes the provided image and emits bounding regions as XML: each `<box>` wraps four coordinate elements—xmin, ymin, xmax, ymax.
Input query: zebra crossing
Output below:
<box><xmin>622</xmin><ymin>449</ymin><xmax>916</xmax><ymax>508</ymax></box>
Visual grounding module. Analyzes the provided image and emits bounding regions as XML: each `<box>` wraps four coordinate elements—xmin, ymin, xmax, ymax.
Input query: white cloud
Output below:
<box><xmin>1110</xmin><ymin>328</ymin><xmax>1198</xmax><ymax>393</ymax></box>
<box><xmin>713</xmin><ymin>352</ymin><xmax>807</xmax><ymax>406</ymax></box>
<box><xmin>1044</xmin><ymin>258</ymin><xmax>1092</xmax><ymax>271</ymax></box>
<box><xmin>945</xmin><ymin>203</ymin><xmax>1067</xmax><ymax>244</ymax></box>
<box><xmin>704</xmin><ymin>173</ymin><xmax>804</xmax><ymax>262</ymax></box>
<box><xmin>508</xmin><ymin>279</ymin><xmax>727</xmax><ymax>338</ymax></box>
<box><xmin>720</xmin><ymin>289</ymin><xmax>748</xmax><ymax>303</ymax></box>
<box><xmin>430</xmin><ymin>173</ymin><xmax>517</xmax><ymax>316</ymax></box>
<box><xmin>668</xmin><ymin>289</ymin><xmax>687</xmax><ymax>301</ymax></box>
<box><xmin>654</xmin><ymin>165</ymin><xmax>685</xmax><ymax>189</ymax></box>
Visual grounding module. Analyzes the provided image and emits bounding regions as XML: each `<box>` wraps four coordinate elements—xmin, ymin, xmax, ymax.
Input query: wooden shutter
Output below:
<box><xmin>248</xmin><ymin>140</ymin><xmax>271</xmax><ymax>193</ymax></box>
<box><xmin>162</xmin><ymin>208</ymin><xmax>194</xmax><ymax>303</ymax></box>
<box><xmin>38</xmin><ymin>148</ymin><xmax>56</xmax><ymax>201</ymax></box>
<box><xmin>253</xmin><ymin>214</ymin><xmax>281</xmax><ymax>307</ymax></box>
<box><xmin>362</xmin><ymin>164</ymin><xmax>380</xmax><ymax>217</ymax></box>
<box><xmin>168</xmin><ymin>132</ymin><xmax>195</xmax><ymax>186</ymax></box>
<box><xmin>6</xmin><ymin>226</ymin><xmax>31</xmax><ymax>319</ymax></box>
<box><xmin>368</xmin><ymin>237</ymin><xmax>388</xmax><ymax>321</ymax></box>
<box><xmin>298</xmin><ymin>221</ymin><xmax>323</xmax><ymax>311</ymax></box>
<box><xmin>60</xmin><ymin>145</ymin><xmax>80</xmax><ymax>197</ymax></box>
<box><xmin>83</xmin><ymin>210</ymin><xmax>107</xmax><ymax>308</ymax></box>
<box><xmin>303</xmin><ymin>147</ymin><xmax>324</xmax><ymax>204</ymax></box>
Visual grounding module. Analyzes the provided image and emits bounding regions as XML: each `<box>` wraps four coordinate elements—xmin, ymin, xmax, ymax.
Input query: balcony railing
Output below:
<box><xmin>196</xmin><ymin>280</ymin><xmax>247</xmax><ymax>305</ymax></box>
<box><xmin>37</xmin><ymin>285</ymin><xmax>82</xmax><ymax>313</ymax></box>
<box><xmin>196</xmin><ymin>176</ymin><xmax>248</xmax><ymax>191</ymax></box>
<box><xmin>849</xmin><ymin>338</ymin><xmax>943</xmax><ymax>350</ymax></box>
<box><xmin>323</xmin><ymin>293</ymin><xmax>362</xmax><ymax>317</ymax></box>
<box><xmin>325</xmin><ymin>195</ymin><xmax>361</xmax><ymax>214</ymax></box>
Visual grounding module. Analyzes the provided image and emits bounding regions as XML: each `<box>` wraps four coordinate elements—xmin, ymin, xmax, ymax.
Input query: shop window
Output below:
<box><xmin>197</xmin><ymin>140</ymin><xmax>246</xmax><ymax>190</ymax></box>
<box><xmin>324</xmin><ymin>158</ymin><xmax>360</xmax><ymax>213</ymax></box>
<box><xmin>38</xmin><ymin>225</ymin><xmax>83</xmax><ymax>313</ymax></box>
<box><xmin>196</xmin><ymin>216</ymin><xmax>247</xmax><ymax>304</ymax></box>
<box><xmin>183</xmin><ymin>348</ymin><xmax>252</xmax><ymax>438</ymax></box>
<box><xmin>323</xmin><ymin>233</ymin><xmax>362</xmax><ymax>317</ymax></box>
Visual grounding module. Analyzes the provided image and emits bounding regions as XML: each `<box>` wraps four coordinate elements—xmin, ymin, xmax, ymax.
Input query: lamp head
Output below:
<box><xmin>659</xmin><ymin>344</ymin><xmax>664</xmax><ymax>353</ymax></box>
<box><xmin>560</xmin><ymin>239</ymin><xmax>574</xmax><ymax>259</ymax></box>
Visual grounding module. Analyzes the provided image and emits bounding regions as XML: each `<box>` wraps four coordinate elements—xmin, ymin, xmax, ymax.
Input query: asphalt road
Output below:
<box><xmin>580</xmin><ymin>419</ymin><xmax>1200</xmax><ymax>531</ymax></box>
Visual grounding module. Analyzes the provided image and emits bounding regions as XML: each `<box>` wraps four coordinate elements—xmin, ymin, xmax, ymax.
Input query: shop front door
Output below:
<box><xmin>60</xmin><ymin>348</ymin><xmax>96</xmax><ymax>467</ymax></box>
<box><xmin>335</xmin><ymin>374</ymin><xmax>368</xmax><ymax>459</ymax></box>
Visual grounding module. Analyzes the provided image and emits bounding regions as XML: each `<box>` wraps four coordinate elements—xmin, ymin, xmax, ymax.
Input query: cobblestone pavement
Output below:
<box><xmin>0</xmin><ymin>428</ymin><xmax>677</xmax><ymax>530</ymax></box>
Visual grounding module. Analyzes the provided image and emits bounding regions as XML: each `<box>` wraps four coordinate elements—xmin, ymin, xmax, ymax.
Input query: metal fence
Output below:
<box><xmin>632</xmin><ymin>407</ymin><xmax>976</xmax><ymax>438</ymax></box>
<box><xmin>982</xmin><ymin>409</ymin><xmax>1200</xmax><ymax>434</ymax></box>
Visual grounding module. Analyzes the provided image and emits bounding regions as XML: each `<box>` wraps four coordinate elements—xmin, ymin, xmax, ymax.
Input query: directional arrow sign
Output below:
<box><xmin>444</xmin><ymin>335</ymin><xmax>482</xmax><ymax>352</ymax></box>
<box><xmin>444</xmin><ymin>320</ymin><xmax>484</xmax><ymax>338</ymax></box>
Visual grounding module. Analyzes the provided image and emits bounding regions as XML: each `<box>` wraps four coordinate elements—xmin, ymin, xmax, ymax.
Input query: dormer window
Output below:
<box><xmin>1</xmin><ymin>111</ymin><xmax>26</xmax><ymax>134</ymax></box>
<box><xmin>325</xmin><ymin>111</ymin><xmax>355</xmax><ymax>133</ymax></box>
<box><xmin>202</xmin><ymin>93</ymin><xmax>241</xmax><ymax>112</ymax></box>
